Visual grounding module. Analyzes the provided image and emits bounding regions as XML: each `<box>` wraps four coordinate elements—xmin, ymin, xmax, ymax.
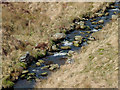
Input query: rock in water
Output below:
<box><xmin>41</xmin><ymin>65</ymin><xmax>50</xmax><ymax>70</ymax></box>
<box><xmin>73</xmin><ymin>41</ymin><xmax>80</xmax><ymax>47</ymax></box>
<box><xmin>22</xmin><ymin>70</ymin><xmax>29</xmax><ymax>74</ymax></box>
<box><xmin>40</xmin><ymin>72</ymin><xmax>48</xmax><ymax>76</ymax></box>
<box><xmin>49</xmin><ymin>64</ymin><xmax>59</xmax><ymax>71</ymax></box>
<box><xmin>60</xmin><ymin>46</ymin><xmax>71</xmax><ymax>50</ymax></box>
<box><xmin>98</xmin><ymin>20</ymin><xmax>104</xmax><ymax>24</ymax></box>
<box><xmin>52</xmin><ymin>33</ymin><xmax>66</xmax><ymax>41</ymax></box>
<box><xmin>74</xmin><ymin>36</ymin><xmax>83</xmax><ymax>42</ymax></box>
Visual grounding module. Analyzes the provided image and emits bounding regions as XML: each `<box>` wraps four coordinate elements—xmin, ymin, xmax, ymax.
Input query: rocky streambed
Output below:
<box><xmin>14</xmin><ymin>2</ymin><xmax>119</xmax><ymax>88</ymax></box>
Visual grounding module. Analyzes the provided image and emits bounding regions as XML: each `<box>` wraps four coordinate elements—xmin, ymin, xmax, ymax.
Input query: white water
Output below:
<box><xmin>63</xmin><ymin>40</ymin><xmax>73</xmax><ymax>46</ymax></box>
<box><xmin>53</xmin><ymin>52</ymin><xmax>68</xmax><ymax>56</ymax></box>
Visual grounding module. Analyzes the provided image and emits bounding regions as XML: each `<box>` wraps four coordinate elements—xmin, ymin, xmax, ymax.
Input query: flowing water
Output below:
<box><xmin>14</xmin><ymin>2</ymin><xmax>119</xmax><ymax>88</ymax></box>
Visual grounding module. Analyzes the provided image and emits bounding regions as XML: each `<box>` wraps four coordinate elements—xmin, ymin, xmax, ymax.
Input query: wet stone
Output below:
<box><xmin>41</xmin><ymin>65</ymin><xmax>50</xmax><ymax>70</ymax></box>
<box><xmin>98</xmin><ymin>20</ymin><xmax>104</xmax><ymax>24</ymax></box>
<box><xmin>60</xmin><ymin>46</ymin><xmax>71</xmax><ymax>50</ymax></box>
<box><xmin>27</xmin><ymin>73</ymin><xmax>36</xmax><ymax>76</ymax></box>
<box><xmin>20</xmin><ymin>74</ymin><xmax>26</xmax><ymax>79</ymax></box>
<box><xmin>73</xmin><ymin>41</ymin><xmax>80</xmax><ymax>47</ymax></box>
<box><xmin>38</xmin><ymin>60</ymin><xmax>45</xmax><ymax>64</ymax></box>
<box><xmin>36</xmin><ymin>62</ymin><xmax>41</xmax><ymax>67</ymax></box>
<box><xmin>49</xmin><ymin>64</ymin><xmax>59</xmax><ymax>71</ymax></box>
<box><xmin>92</xmin><ymin>22</ymin><xmax>97</xmax><ymax>25</ymax></box>
<box><xmin>105</xmin><ymin>12</ymin><xmax>109</xmax><ymax>16</ymax></box>
<box><xmin>22</xmin><ymin>70</ymin><xmax>29</xmax><ymax>74</ymax></box>
<box><xmin>74</xmin><ymin>36</ymin><xmax>83</xmax><ymax>41</ymax></box>
<box><xmin>40</xmin><ymin>72</ymin><xmax>48</xmax><ymax>76</ymax></box>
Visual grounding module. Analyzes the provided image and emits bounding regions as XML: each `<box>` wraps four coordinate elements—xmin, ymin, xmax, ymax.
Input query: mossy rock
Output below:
<box><xmin>36</xmin><ymin>62</ymin><xmax>41</xmax><ymax>67</ymax></box>
<box><xmin>27</xmin><ymin>73</ymin><xmax>36</xmax><ymax>76</ymax></box>
<box><xmin>114</xmin><ymin>11</ymin><xmax>117</xmax><ymax>14</ymax></box>
<box><xmin>80</xmin><ymin>25</ymin><xmax>86</xmax><ymax>30</ymax></box>
<box><xmin>35</xmin><ymin>50</ymin><xmax>47</xmax><ymax>59</ymax></box>
<box><xmin>91</xmin><ymin>22</ymin><xmax>97</xmax><ymax>25</ymax></box>
<box><xmin>41</xmin><ymin>65</ymin><xmax>50</xmax><ymax>70</ymax></box>
<box><xmin>98</xmin><ymin>20</ymin><xmax>104</xmax><ymax>24</ymax></box>
<box><xmin>49</xmin><ymin>64</ymin><xmax>59</xmax><ymax>71</ymax></box>
<box><xmin>27</xmin><ymin>76</ymin><xmax>33</xmax><ymax>81</ymax></box>
<box><xmin>73</xmin><ymin>41</ymin><xmax>80</xmax><ymax>47</ymax></box>
<box><xmin>83</xmin><ymin>39</ymin><xmax>87</xmax><ymax>42</ymax></box>
<box><xmin>98</xmin><ymin>13</ymin><xmax>103</xmax><ymax>17</ymax></box>
<box><xmin>85</xmin><ymin>35</ymin><xmax>89</xmax><ymax>37</ymax></box>
<box><xmin>20</xmin><ymin>74</ymin><xmax>26</xmax><ymax>79</ymax></box>
<box><xmin>86</xmin><ymin>31</ymin><xmax>91</xmax><ymax>34</ymax></box>
<box><xmin>22</xmin><ymin>70</ymin><xmax>29</xmax><ymax>74</ymax></box>
<box><xmin>40</xmin><ymin>72</ymin><xmax>48</xmax><ymax>76</ymax></box>
<box><xmin>74</xmin><ymin>36</ymin><xmax>83</xmax><ymax>41</ymax></box>
<box><xmin>38</xmin><ymin>60</ymin><xmax>45</xmax><ymax>64</ymax></box>
<box><xmin>105</xmin><ymin>12</ymin><xmax>109</xmax><ymax>16</ymax></box>
<box><xmin>60</xmin><ymin>46</ymin><xmax>71</xmax><ymax>50</ymax></box>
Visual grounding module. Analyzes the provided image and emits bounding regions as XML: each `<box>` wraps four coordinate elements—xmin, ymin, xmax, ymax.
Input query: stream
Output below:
<box><xmin>14</xmin><ymin>2</ymin><xmax>119</xmax><ymax>88</ymax></box>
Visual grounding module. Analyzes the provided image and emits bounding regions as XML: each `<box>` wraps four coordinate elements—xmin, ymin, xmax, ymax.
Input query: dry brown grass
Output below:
<box><xmin>35</xmin><ymin>20</ymin><xmax>118</xmax><ymax>88</ymax></box>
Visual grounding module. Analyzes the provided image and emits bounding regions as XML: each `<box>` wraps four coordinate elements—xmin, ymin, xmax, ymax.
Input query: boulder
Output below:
<box><xmin>49</xmin><ymin>64</ymin><xmax>59</xmax><ymax>71</ymax></box>
<box><xmin>52</xmin><ymin>33</ymin><xmax>66</xmax><ymax>41</ymax></box>
<box><xmin>60</xmin><ymin>46</ymin><xmax>71</xmax><ymax>50</ymax></box>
